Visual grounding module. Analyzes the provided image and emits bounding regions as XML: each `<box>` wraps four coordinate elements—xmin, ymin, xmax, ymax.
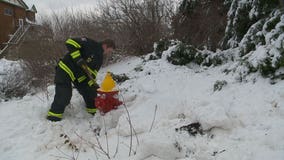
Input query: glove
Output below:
<box><xmin>94</xmin><ymin>82</ymin><xmax>99</xmax><ymax>89</ymax></box>
<box><xmin>77</xmin><ymin>58</ymin><xmax>87</xmax><ymax>67</ymax></box>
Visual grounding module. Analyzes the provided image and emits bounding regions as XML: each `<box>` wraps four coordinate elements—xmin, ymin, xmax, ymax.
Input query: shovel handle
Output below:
<box><xmin>81</xmin><ymin>64</ymin><xmax>96</xmax><ymax>84</ymax></box>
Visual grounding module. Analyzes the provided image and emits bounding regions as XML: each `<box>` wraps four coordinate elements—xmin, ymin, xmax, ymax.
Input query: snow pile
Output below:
<box><xmin>1</xmin><ymin>52</ymin><xmax>284</xmax><ymax>160</ymax></box>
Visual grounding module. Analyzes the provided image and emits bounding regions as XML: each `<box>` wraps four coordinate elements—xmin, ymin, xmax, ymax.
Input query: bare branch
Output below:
<box><xmin>149</xmin><ymin>105</ymin><xmax>158</xmax><ymax>132</ymax></box>
<box><xmin>118</xmin><ymin>91</ymin><xmax>140</xmax><ymax>156</ymax></box>
<box><xmin>113</xmin><ymin>126</ymin><xmax>120</xmax><ymax>158</ymax></box>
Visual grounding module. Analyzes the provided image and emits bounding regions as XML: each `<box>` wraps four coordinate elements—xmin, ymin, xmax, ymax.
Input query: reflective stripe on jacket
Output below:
<box><xmin>58</xmin><ymin>37</ymin><xmax>103</xmax><ymax>85</ymax></box>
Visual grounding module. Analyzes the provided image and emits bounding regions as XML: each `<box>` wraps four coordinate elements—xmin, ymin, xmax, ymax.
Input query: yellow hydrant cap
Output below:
<box><xmin>98</xmin><ymin>72</ymin><xmax>117</xmax><ymax>92</ymax></box>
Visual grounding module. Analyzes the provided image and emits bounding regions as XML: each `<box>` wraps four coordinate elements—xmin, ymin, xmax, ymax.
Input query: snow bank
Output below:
<box><xmin>1</xmin><ymin>51</ymin><xmax>284</xmax><ymax>160</ymax></box>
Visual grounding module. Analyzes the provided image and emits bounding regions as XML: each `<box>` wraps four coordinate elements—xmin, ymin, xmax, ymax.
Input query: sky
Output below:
<box><xmin>24</xmin><ymin>0</ymin><xmax>101</xmax><ymax>15</ymax></box>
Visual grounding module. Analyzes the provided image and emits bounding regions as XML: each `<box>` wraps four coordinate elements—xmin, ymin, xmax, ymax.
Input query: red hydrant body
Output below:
<box><xmin>95</xmin><ymin>90</ymin><xmax>123</xmax><ymax>115</ymax></box>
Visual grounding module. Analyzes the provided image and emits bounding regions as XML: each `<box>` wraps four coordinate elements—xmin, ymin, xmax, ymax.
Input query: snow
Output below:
<box><xmin>0</xmin><ymin>59</ymin><xmax>28</xmax><ymax>99</ymax></box>
<box><xmin>0</xmin><ymin>59</ymin><xmax>22</xmax><ymax>78</ymax></box>
<box><xmin>3</xmin><ymin>0</ymin><xmax>25</xmax><ymax>8</ymax></box>
<box><xmin>1</xmin><ymin>51</ymin><xmax>284</xmax><ymax>160</ymax></box>
<box><xmin>246</xmin><ymin>46</ymin><xmax>268</xmax><ymax>68</ymax></box>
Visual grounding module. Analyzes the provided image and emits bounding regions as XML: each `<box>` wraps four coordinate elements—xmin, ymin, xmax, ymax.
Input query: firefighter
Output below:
<box><xmin>46</xmin><ymin>37</ymin><xmax>115</xmax><ymax>122</ymax></box>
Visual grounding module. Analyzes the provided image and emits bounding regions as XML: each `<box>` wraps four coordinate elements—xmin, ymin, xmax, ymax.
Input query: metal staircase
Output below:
<box><xmin>0</xmin><ymin>24</ymin><xmax>30</xmax><ymax>55</ymax></box>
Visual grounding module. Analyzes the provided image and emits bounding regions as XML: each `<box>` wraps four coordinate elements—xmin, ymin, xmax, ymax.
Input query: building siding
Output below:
<box><xmin>0</xmin><ymin>2</ymin><xmax>16</xmax><ymax>48</ymax></box>
<box><xmin>26</xmin><ymin>11</ymin><xmax>35</xmax><ymax>22</ymax></box>
<box><xmin>0</xmin><ymin>1</ymin><xmax>36</xmax><ymax>49</ymax></box>
<box><xmin>14</xmin><ymin>5</ymin><xmax>26</xmax><ymax>26</ymax></box>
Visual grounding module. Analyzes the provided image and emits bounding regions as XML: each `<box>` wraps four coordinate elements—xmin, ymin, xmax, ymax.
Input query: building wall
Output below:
<box><xmin>0</xmin><ymin>2</ymin><xmax>27</xmax><ymax>48</ymax></box>
<box><xmin>0</xmin><ymin>2</ymin><xmax>14</xmax><ymax>47</ymax></box>
<box><xmin>14</xmin><ymin>5</ymin><xmax>26</xmax><ymax>26</ymax></box>
<box><xmin>26</xmin><ymin>11</ymin><xmax>35</xmax><ymax>22</ymax></box>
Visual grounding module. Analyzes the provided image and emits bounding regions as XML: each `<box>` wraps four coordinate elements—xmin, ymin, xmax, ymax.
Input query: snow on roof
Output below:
<box><xmin>1</xmin><ymin>0</ymin><xmax>29</xmax><ymax>9</ymax></box>
<box><xmin>17</xmin><ymin>0</ymin><xmax>29</xmax><ymax>9</ymax></box>
<box><xmin>27</xmin><ymin>4</ymin><xmax>37</xmax><ymax>13</ymax></box>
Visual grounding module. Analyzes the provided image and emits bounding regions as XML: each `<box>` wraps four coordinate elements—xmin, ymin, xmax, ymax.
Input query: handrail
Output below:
<box><xmin>16</xmin><ymin>25</ymin><xmax>30</xmax><ymax>44</ymax></box>
<box><xmin>0</xmin><ymin>25</ymin><xmax>30</xmax><ymax>55</ymax></box>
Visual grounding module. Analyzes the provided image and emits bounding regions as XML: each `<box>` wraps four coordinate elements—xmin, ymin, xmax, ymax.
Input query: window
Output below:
<box><xmin>18</xmin><ymin>19</ymin><xmax>24</xmax><ymax>26</ymax></box>
<box><xmin>4</xmin><ymin>8</ymin><xmax>13</xmax><ymax>16</ymax></box>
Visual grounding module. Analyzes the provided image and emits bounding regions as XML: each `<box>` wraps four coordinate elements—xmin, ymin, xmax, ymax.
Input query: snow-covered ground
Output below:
<box><xmin>0</xmin><ymin>52</ymin><xmax>284</xmax><ymax>160</ymax></box>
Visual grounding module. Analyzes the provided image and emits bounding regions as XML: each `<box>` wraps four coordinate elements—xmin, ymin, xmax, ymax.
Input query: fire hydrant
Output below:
<box><xmin>95</xmin><ymin>72</ymin><xmax>122</xmax><ymax>115</ymax></box>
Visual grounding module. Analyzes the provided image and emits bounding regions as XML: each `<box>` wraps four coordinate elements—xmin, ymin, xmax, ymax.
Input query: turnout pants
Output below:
<box><xmin>49</xmin><ymin>67</ymin><xmax>98</xmax><ymax>117</ymax></box>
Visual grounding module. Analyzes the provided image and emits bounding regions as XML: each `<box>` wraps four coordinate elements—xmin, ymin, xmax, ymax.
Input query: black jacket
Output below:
<box><xmin>60</xmin><ymin>37</ymin><xmax>103</xmax><ymax>83</ymax></box>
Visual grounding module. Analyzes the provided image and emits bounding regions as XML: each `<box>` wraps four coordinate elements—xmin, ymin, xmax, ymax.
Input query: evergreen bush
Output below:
<box><xmin>154</xmin><ymin>39</ymin><xmax>171</xmax><ymax>58</ymax></box>
<box><xmin>222</xmin><ymin>0</ymin><xmax>280</xmax><ymax>49</ymax></box>
<box><xmin>167</xmin><ymin>43</ymin><xmax>198</xmax><ymax>65</ymax></box>
<box><xmin>205</xmin><ymin>55</ymin><xmax>225</xmax><ymax>67</ymax></box>
<box><xmin>265</xmin><ymin>16</ymin><xmax>281</xmax><ymax>32</ymax></box>
<box><xmin>167</xmin><ymin>42</ymin><xmax>231</xmax><ymax>67</ymax></box>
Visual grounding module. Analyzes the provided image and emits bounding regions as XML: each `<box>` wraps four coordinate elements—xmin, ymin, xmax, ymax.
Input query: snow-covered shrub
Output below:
<box><xmin>203</xmin><ymin>51</ymin><xmax>230</xmax><ymax>67</ymax></box>
<box><xmin>193</xmin><ymin>51</ymin><xmax>208</xmax><ymax>65</ymax></box>
<box><xmin>239</xmin><ymin>19</ymin><xmax>266</xmax><ymax>56</ymax></box>
<box><xmin>258</xmin><ymin>50</ymin><xmax>284</xmax><ymax>79</ymax></box>
<box><xmin>154</xmin><ymin>39</ymin><xmax>171</xmax><ymax>58</ymax></box>
<box><xmin>222</xmin><ymin>0</ymin><xmax>280</xmax><ymax>49</ymax></box>
<box><xmin>222</xmin><ymin>7</ymin><xmax>284</xmax><ymax>81</ymax></box>
<box><xmin>0</xmin><ymin>59</ymin><xmax>32</xmax><ymax>100</ymax></box>
<box><xmin>167</xmin><ymin>43</ymin><xmax>199</xmax><ymax>65</ymax></box>
<box><xmin>213</xmin><ymin>80</ymin><xmax>228</xmax><ymax>91</ymax></box>
<box><xmin>234</xmin><ymin>13</ymin><xmax>284</xmax><ymax>80</ymax></box>
<box><xmin>110</xmin><ymin>72</ymin><xmax>129</xmax><ymax>84</ymax></box>
<box><xmin>166</xmin><ymin>42</ymin><xmax>234</xmax><ymax>67</ymax></box>
<box><xmin>149</xmin><ymin>39</ymin><xmax>178</xmax><ymax>60</ymax></box>
<box><xmin>265</xmin><ymin>14</ymin><xmax>281</xmax><ymax>32</ymax></box>
<box><xmin>240</xmin><ymin>11</ymin><xmax>282</xmax><ymax>56</ymax></box>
